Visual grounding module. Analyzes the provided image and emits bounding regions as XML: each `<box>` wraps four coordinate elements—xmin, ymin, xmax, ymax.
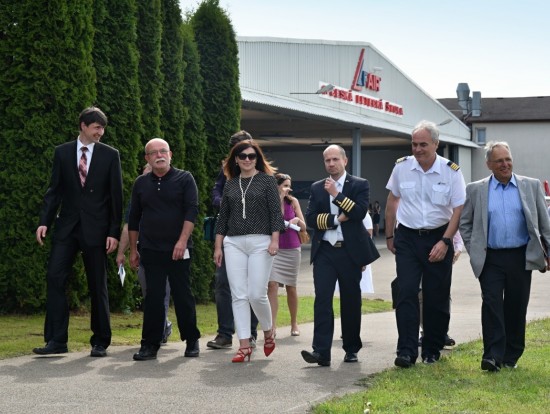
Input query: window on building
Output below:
<box><xmin>449</xmin><ymin>145</ymin><xmax>459</xmax><ymax>163</ymax></box>
<box><xmin>476</xmin><ymin>128</ymin><xmax>486</xmax><ymax>144</ymax></box>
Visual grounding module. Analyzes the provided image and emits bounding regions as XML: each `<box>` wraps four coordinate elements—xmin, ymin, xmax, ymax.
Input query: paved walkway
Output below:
<box><xmin>1</xmin><ymin>238</ymin><xmax>549</xmax><ymax>413</ymax></box>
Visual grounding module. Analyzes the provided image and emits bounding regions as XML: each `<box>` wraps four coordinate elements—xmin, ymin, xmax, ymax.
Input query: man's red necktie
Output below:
<box><xmin>79</xmin><ymin>147</ymin><xmax>88</xmax><ymax>187</ymax></box>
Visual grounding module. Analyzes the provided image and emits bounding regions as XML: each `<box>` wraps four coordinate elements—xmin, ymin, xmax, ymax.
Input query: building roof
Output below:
<box><xmin>438</xmin><ymin>96</ymin><xmax>550</xmax><ymax>122</ymax></box>
<box><xmin>242</xmin><ymin>89</ymin><xmax>480</xmax><ymax>148</ymax></box>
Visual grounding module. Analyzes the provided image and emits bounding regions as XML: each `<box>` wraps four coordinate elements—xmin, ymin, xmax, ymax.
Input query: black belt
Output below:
<box><xmin>322</xmin><ymin>240</ymin><xmax>344</xmax><ymax>248</ymax></box>
<box><xmin>398</xmin><ymin>223</ymin><xmax>448</xmax><ymax>236</ymax></box>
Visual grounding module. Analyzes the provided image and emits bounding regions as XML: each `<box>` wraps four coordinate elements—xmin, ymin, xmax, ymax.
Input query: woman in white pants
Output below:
<box><xmin>214</xmin><ymin>139</ymin><xmax>285</xmax><ymax>363</ymax></box>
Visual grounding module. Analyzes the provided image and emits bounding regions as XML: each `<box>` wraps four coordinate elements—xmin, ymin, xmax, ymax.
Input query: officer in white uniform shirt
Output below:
<box><xmin>385</xmin><ymin>120</ymin><xmax>466</xmax><ymax>368</ymax></box>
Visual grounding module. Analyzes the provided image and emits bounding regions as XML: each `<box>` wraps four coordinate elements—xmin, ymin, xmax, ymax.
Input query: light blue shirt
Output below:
<box><xmin>487</xmin><ymin>174</ymin><xmax>529</xmax><ymax>249</ymax></box>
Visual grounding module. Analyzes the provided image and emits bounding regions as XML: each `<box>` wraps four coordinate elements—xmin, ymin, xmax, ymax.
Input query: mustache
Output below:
<box><xmin>154</xmin><ymin>158</ymin><xmax>167</xmax><ymax>164</ymax></box>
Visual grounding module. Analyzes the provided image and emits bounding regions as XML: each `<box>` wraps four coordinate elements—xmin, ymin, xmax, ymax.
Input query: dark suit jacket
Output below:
<box><xmin>39</xmin><ymin>140</ymin><xmax>123</xmax><ymax>246</ymax></box>
<box><xmin>306</xmin><ymin>174</ymin><xmax>375</xmax><ymax>267</ymax></box>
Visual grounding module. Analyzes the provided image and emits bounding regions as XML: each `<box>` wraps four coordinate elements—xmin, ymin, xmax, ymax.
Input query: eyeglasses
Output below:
<box><xmin>237</xmin><ymin>153</ymin><xmax>257</xmax><ymax>161</ymax></box>
<box><xmin>146</xmin><ymin>148</ymin><xmax>169</xmax><ymax>156</ymax></box>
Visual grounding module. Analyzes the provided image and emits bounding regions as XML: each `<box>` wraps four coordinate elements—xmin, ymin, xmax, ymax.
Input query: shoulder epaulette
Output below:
<box><xmin>395</xmin><ymin>156</ymin><xmax>408</xmax><ymax>164</ymax></box>
<box><xmin>447</xmin><ymin>160</ymin><xmax>460</xmax><ymax>171</ymax></box>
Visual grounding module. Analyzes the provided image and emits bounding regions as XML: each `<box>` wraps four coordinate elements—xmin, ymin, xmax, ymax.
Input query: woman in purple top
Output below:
<box><xmin>268</xmin><ymin>173</ymin><xmax>306</xmax><ymax>337</ymax></box>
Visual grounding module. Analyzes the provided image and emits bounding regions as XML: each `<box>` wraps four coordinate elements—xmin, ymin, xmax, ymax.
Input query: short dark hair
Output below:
<box><xmin>229</xmin><ymin>130</ymin><xmax>253</xmax><ymax>148</ymax></box>
<box><xmin>79</xmin><ymin>107</ymin><xmax>108</xmax><ymax>130</ymax></box>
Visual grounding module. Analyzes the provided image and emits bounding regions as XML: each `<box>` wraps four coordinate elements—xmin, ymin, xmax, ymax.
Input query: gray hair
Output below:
<box><xmin>484</xmin><ymin>141</ymin><xmax>512</xmax><ymax>161</ymax></box>
<box><xmin>412</xmin><ymin>120</ymin><xmax>439</xmax><ymax>144</ymax></box>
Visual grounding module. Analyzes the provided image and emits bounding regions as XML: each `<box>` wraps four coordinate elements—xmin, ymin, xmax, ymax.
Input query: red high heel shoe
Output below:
<box><xmin>232</xmin><ymin>347</ymin><xmax>253</xmax><ymax>363</ymax></box>
<box><xmin>264</xmin><ymin>331</ymin><xmax>276</xmax><ymax>357</ymax></box>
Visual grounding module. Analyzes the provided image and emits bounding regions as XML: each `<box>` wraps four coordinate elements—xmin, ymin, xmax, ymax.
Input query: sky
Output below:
<box><xmin>181</xmin><ymin>0</ymin><xmax>549</xmax><ymax>99</ymax></box>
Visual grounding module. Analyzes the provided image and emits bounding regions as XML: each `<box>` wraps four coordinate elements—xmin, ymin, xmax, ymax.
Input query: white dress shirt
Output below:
<box><xmin>386</xmin><ymin>155</ymin><xmax>465</xmax><ymax>229</ymax></box>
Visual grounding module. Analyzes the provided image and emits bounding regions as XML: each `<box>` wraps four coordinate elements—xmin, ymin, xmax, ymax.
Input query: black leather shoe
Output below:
<box><xmin>444</xmin><ymin>334</ymin><xmax>456</xmax><ymax>348</ymax></box>
<box><xmin>394</xmin><ymin>355</ymin><xmax>414</xmax><ymax>368</ymax></box>
<box><xmin>32</xmin><ymin>341</ymin><xmax>68</xmax><ymax>355</ymax></box>
<box><xmin>184</xmin><ymin>339</ymin><xmax>200</xmax><ymax>357</ymax></box>
<box><xmin>481</xmin><ymin>358</ymin><xmax>500</xmax><ymax>372</ymax></box>
<box><xmin>301</xmin><ymin>350</ymin><xmax>330</xmax><ymax>366</ymax></box>
<box><xmin>422</xmin><ymin>354</ymin><xmax>438</xmax><ymax>364</ymax></box>
<box><xmin>90</xmin><ymin>345</ymin><xmax>107</xmax><ymax>357</ymax></box>
<box><xmin>344</xmin><ymin>352</ymin><xmax>358</xmax><ymax>363</ymax></box>
<box><xmin>502</xmin><ymin>361</ymin><xmax>518</xmax><ymax>369</ymax></box>
<box><xmin>161</xmin><ymin>321</ymin><xmax>173</xmax><ymax>345</ymax></box>
<box><xmin>133</xmin><ymin>346</ymin><xmax>157</xmax><ymax>361</ymax></box>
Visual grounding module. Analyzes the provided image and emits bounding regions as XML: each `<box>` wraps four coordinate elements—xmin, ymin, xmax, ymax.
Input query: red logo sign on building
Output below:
<box><xmin>351</xmin><ymin>48</ymin><xmax>381</xmax><ymax>92</ymax></box>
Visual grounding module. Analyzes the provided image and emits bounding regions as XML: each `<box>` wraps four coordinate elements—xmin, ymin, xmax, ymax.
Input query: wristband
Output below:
<box><xmin>386</xmin><ymin>235</ymin><xmax>394</xmax><ymax>240</ymax></box>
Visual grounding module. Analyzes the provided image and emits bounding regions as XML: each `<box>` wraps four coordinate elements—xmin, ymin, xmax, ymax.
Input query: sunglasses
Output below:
<box><xmin>237</xmin><ymin>153</ymin><xmax>257</xmax><ymax>161</ymax></box>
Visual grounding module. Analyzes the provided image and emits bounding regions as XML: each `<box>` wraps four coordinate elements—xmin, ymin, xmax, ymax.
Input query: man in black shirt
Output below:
<box><xmin>129</xmin><ymin>138</ymin><xmax>200</xmax><ymax>361</ymax></box>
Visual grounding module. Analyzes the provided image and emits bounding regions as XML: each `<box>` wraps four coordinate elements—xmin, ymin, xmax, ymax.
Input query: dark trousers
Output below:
<box><xmin>312</xmin><ymin>242</ymin><xmax>362</xmax><ymax>360</ymax></box>
<box><xmin>44</xmin><ymin>228</ymin><xmax>111</xmax><ymax>347</ymax></box>
<box><xmin>214</xmin><ymin>250</ymin><xmax>258</xmax><ymax>340</ymax></box>
<box><xmin>394</xmin><ymin>226</ymin><xmax>453</xmax><ymax>361</ymax></box>
<box><xmin>479</xmin><ymin>246</ymin><xmax>531</xmax><ymax>365</ymax></box>
<box><xmin>140</xmin><ymin>248</ymin><xmax>200</xmax><ymax>349</ymax></box>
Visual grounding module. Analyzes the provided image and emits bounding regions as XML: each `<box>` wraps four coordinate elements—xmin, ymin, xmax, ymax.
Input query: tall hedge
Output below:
<box><xmin>191</xmin><ymin>0</ymin><xmax>241</xmax><ymax>193</ymax></box>
<box><xmin>93</xmin><ymin>0</ymin><xmax>143</xmax><ymax>311</ymax></box>
<box><xmin>181</xmin><ymin>22</ymin><xmax>213</xmax><ymax>302</ymax></box>
<box><xmin>159</xmin><ymin>0</ymin><xmax>186</xmax><ymax>165</ymax></box>
<box><xmin>0</xmin><ymin>1</ymin><xmax>96</xmax><ymax>312</ymax></box>
<box><xmin>136</xmin><ymin>0</ymin><xmax>163</xmax><ymax>142</ymax></box>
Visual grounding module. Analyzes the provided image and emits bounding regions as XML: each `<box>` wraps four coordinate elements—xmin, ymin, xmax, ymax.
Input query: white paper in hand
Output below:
<box><xmin>184</xmin><ymin>249</ymin><xmax>190</xmax><ymax>260</ymax></box>
<box><xmin>118</xmin><ymin>264</ymin><xmax>126</xmax><ymax>286</ymax></box>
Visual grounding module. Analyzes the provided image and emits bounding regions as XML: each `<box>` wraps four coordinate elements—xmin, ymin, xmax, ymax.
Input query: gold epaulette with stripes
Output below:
<box><xmin>395</xmin><ymin>156</ymin><xmax>408</xmax><ymax>164</ymax></box>
<box><xmin>447</xmin><ymin>160</ymin><xmax>460</xmax><ymax>171</ymax></box>
<box><xmin>316</xmin><ymin>213</ymin><xmax>331</xmax><ymax>230</ymax></box>
<box><xmin>334</xmin><ymin>197</ymin><xmax>356</xmax><ymax>213</ymax></box>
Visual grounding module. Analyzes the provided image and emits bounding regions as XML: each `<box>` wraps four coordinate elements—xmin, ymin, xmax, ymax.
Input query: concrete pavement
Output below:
<box><xmin>1</xmin><ymin>238</ymin><xmax>549</xmax><ymax>413</ymax></box>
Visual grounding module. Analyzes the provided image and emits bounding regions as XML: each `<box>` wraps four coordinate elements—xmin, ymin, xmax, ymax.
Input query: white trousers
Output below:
<box><xmin>224</xmin><ymin>234</ymin><xmax>274</xmax><ymax>339</ymax></box>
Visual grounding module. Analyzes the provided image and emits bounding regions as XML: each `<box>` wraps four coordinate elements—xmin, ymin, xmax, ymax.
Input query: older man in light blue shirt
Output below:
<box><xmin>460</xmin><ymin>141</ymin><xmax>550</xmax><ymax>372</ymax></box>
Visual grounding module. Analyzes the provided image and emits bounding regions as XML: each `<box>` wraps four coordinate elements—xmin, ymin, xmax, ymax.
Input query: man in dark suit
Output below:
<box><xmin>34</xmin><ymin>107</ymin><xmax>123</xmax><ymax>357</ymax></box>
<box><xmin>301</xmin><ymin>145</ymin><xmax>378</xmax><ymax>366</ymax></box>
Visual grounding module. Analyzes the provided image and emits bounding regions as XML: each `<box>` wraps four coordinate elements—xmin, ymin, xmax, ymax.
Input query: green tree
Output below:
<box><xmin>136</xmin><ymin>0</ymin><xmax>163</xmax><ymax>143</ymax></box>
<box><xmin>0</xmin><ymin>1</ymin><xmax>96</xmax><ymax>312</ymax></box>
<box><xmin>93</xmin><ymin>0</ymin><xmax>143</xmax><ymax>311</ymax></box>
<box><xmin>191</xmin><ymin>0</ymin><xmax>241</xmax><ymax>195</ymax></box>
<box><xmin>181</xmin><ymin>22</ymin><xmax>213</xmax><ymax>302</ymax></box>
<box><xmin>159</xmin><ymin>0</ymin><xmax>186</xmax><ymax>166</ymax></box>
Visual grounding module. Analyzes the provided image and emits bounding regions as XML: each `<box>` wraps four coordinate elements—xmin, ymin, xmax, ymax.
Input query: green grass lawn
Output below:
<box><xmin>313</xmin><ymin>318</ymin><xmax>550</xmax><ymax>414</ymax></box>
<box><xmin>0</xmin><ymin>296</ymin><xmax>391</xmax><ymax>359</ymax></box>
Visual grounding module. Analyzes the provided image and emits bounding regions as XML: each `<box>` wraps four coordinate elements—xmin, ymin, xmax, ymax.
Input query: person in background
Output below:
<box><xmin>207</xmin><ymin>131</ymin><xmax>259</xmax><ymax>350</ymax></box>
<box><xmin>213</xmin><ymin>139</ymin><xmax>285</xmax><ymax>363</ymax></box>
<box><xmin>372</xmin><ymin>200</ymin><xmax>381</xmax><ymax>237</ymax></box>
<box><xmin>34</xmin><ymin>107</ymin><xmax>122</xmax><ymax>357</ymax></box>
<box><xmin>301</xmin><ymin>145</ymin><xmax>377</xmax><ymax>367</ymax></box>
<box><xmin>268</xmin><ymin>173</ymin><xmax>306</xmax><ymax>337</ymax></box>
<box><xmin>335</xmin><ymin>212</ymin><xmax>375</xmax><ymax>294</ymax></box>
<box><xmin>129</xmin><ymin>138</ymin><xmax>200</xmax><ymax>361</ymax></box>
<box><xmin>385</xmin><ymin>120</ymin><xmax>465</xmax><ymax>368</ymax></box>
<box><xmin>460</xmin><ymin>141</ymin><xmax>550</xmax><ymax>372</ymax></box>
<box><xmin>116</xmin><ymin>164</ymin><xmax>172</xmax><ymax>344</ymax></box>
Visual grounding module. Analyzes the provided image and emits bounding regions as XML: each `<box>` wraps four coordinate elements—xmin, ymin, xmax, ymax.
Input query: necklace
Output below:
<box><xmin>239</xmin><ymin>172</ymin><xmax>256</xmax><ymax>219</ymax></box>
